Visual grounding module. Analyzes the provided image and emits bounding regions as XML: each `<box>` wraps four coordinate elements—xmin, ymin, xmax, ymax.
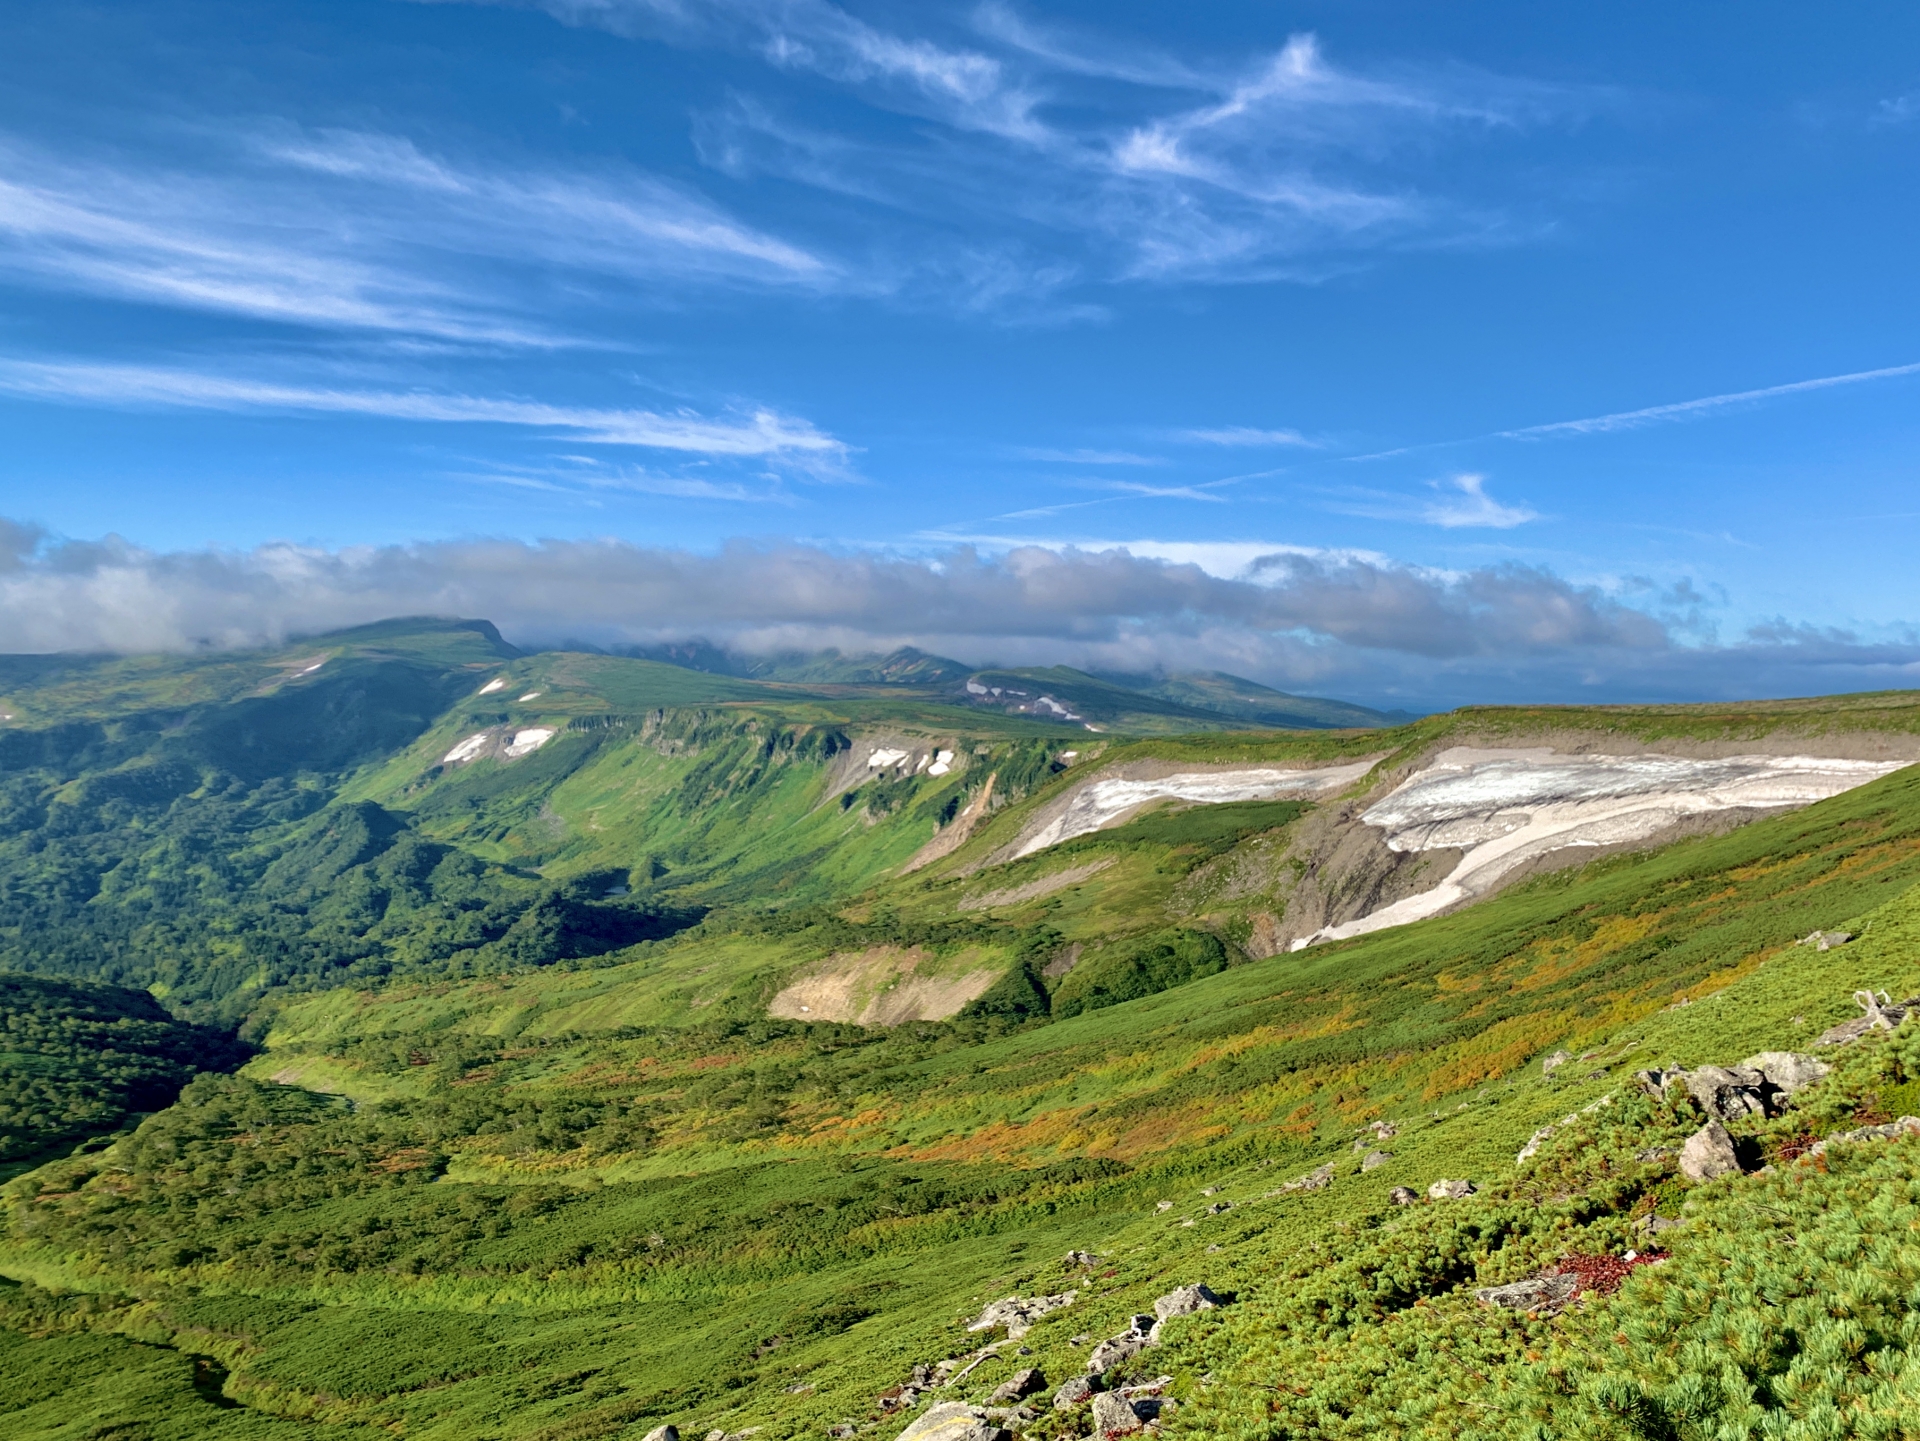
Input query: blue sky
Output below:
<box><xmin>2</xmin><ymin>0</ymin><xmax>1918</xmax><ymax>707</ymax></box>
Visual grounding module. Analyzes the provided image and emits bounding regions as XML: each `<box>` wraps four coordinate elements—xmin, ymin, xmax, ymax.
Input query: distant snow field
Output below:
<box><xmin>478</xmin><ymin>678</ymin><xmax>507</xmax><ymax>694</ymax></box>
<box><xmin>518</xmin><ymin>691</ymin><xmax>542</xmax><ymax>702</ymax></box>
<box><xmin>928</xmin><ymin>749</ymin><xmax>955</xmax><ymax>777</ymax></box>
<box><xmin>506</xmin><ymin>728</ymin><xmax>556</xmax><ymax>757</ymax></box>
<box><xmin>441</xmin><ymin>733</ymin><xmax>490</xmax><ymax>765</ymax></box>
<box><xmin>1291</xmin><ymin>748</ymin><xmax>1908</xmax><ymax>949</ymax></box>
<box><xmin>1015</xmin><ymin>760</ymin><xmax>1379</xmax><ymax>858</ymax></box>
<box><xmin>867</xmin><ymin>748</ymin><xmax>909</xmax><ymax>768</ymax></box>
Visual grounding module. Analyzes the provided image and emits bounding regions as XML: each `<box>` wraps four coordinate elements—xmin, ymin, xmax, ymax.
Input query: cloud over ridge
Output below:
<box><xmin>4</xmin><ymin>520</ymin><xmax>1912</xmax><ymax>708</ymax></box>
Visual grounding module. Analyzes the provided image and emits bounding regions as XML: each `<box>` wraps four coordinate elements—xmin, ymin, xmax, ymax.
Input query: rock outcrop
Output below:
<box><xmin>987</xmin><ymin>1369</ymin><xmax>1045</xmax><ymax>1404</ymax></box>
<box><xmin>1428</xmin><ymin>1178</ymin><xmax>1476</xmax><ymax>1200</ymax></box>
<box><xmin>1805</xmin><ymin>1115</ymin><xmax>1920</xmax><ymax>1158</ymax></box>
<box><xmin>1090</xmin><ymin>1392</ymin><xmax>1148</xmax><ymax>1436</ymax></box>
<box><xmin>1388</xmin><ymin>1186</ymin><xmax>1419</xmax><ymax>1205</ymax></box>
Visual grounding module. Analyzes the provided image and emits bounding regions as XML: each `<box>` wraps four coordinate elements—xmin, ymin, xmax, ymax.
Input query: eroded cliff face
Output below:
<box><xmin>1187</xmin><ymin>729</ymin><xmax>1920</xmax><ymax>957</ymax></box>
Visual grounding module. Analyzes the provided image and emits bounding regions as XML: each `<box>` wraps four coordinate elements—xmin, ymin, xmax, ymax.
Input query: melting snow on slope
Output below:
<box><xmin>868</xmin><ymin>748</ymin><xmax>909</xmax><ymax>768</ymax></box>
<box><xmin>928</xmin><ymin>749</ymin><xmax>955</xmax><ymax>777</ymax></box>
<box><xmin>478</xmin><ymin>678</ymin><xmax>507</xmax><ymax>694</ymax></box>
<box><xmin>441</xmin><ymin>734</ymin><xmax>491</xmax><ymax>765</ymax></box>
<box><xmin>505</xmin><ymin>728</ymin><xmax>556</xmax><ymax>757</ymax></box>
<box><xmin>1014</xmin><ymin>760</ymin><xmax>1379</xmax><ymax>858</ymax></box>
<box><xmin>1291</xmin><ymin>748</ymin><xmax>1908</xmax><ymax>949</ymax></box>
<box><xmin>518</xmin><ymin>691</ymin><xmax>542</xmax><ymax>702</ymax></box>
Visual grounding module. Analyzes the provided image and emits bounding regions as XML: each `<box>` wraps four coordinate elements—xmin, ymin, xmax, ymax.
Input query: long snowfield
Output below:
<box><xmin>1291</xmin><ymin>748</ymin><xmax>1907</xmax><ymax>948</ymax></box>
<box><xmin>1014</xmin><ymin>760</ymin><xmax>1379</xmax><ymax>857</ymax></box>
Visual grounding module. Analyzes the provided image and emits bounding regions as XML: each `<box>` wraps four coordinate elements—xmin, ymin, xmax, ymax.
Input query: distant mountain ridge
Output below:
<box><xmin>622</xmin><ymin>640</ymin><xmax>1404</xmax><ymax>730</ymax></box>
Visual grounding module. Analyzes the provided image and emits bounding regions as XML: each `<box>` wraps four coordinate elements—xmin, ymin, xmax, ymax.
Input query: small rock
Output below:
<box><xmin>1473</xmin><ymin>1273</ymin><xmax>1578</xmax><ymax>1313</ymax></box>
<box><xmin>1267</xmin><ymin>1162</ymin><xmax>1335</xmax><ymax>1196</ymax></box>
<box><xmin>1634</xmin><ymin>1145</ymin><xmax>1673</xmax><ymax>1163</ymax></box>
<box><xmin>1360</xmin><ymin>1149</ymin><xmax>1392</xmax><ymax>1171</ymax></box>
<box><xmin>1090</xmin><ymin>1392</ymin><xmax>1146</xmax><ymax>1435</ymax></box>
<box><xmin>1204</xmin><ymin>1201</ymin><xmax>1231</xmax><ymax>1214</ymax></box>
<box><xmin>1199</xmin><ymin>1186</ymin><xmax>1219</xmax><ymax>1196</ymax></box>
<box><xmin>1542</xmin><ymin>1049</ymin><xmax>1572</xmax><ymax>1076</ymax></box>
<box><xmin>829</xmin><ymin>1427</ymin><xmax>858</xmax><ymax>1439</ymax></box>
<box><xmin>1638</xmin><ymin>1214</ymin><xmax>1684</xmax><ymax>1237</ymax></box>
<box><xmin>1388</xmin><ymin>1186</ymin><xmax>1419</xmax><ymax>1205</ymax></box>
<box><xmin>1146</xmin><ymin>1283</ymin><xmax>1220</xmax><ymax>1340</ymax></box>
<box><xmin>1064</xmin><ymin>1250</ymin><xmax>1099</xmax><ymax>1267</ymax></box>
<box><xmin>965</xmin><ymin>1292</ymin><xmax>1075</xmax><ymax>1340</ymax></box>
<box><xmin>1799</xmin><ymin>929</ymin><xmax>1854</xmax><ymax>950</ymax></box>
<box><xmin>1053</xmin><ymin>1376</ymin><xmax>1095</xmax><ymax>1410</ymax></box>
<box><xmin>1516</xmin><ymin>1124</ymin><xmax>1556</xmax><ymax>1164</ymax></box>
<box><xmin>642</xmin><ymin>1428</ymin><xmax>679</xmax><ymax>1441</ymax></box>
<box><xmin>1428</xmin><ymin>1178</ymin><xmax>1476</xmax><ymax>1200</ymax></box>
<box><xmin>1370</xmin><ymin>1120</ymin><xmax>1399</xmax><ymax>1140</ymax></box>
<box><xmin>988</xmin><ymin>1369</ymin><xmax>1045</xmax><ymax>1404</ymax></box>
<box><xmin>892</xmin><ymin>1403</ymin><xmax>1011</xmax><ymax>1441</ymax></box>
<box><xmin>1154</xmin><ymin>1200</ymin><xmax>1172</xmax><ymax>1212</ymax></box>
<box><xmin>1678</xmin><ymin>1121</ymin><xmax>1740</xmax><ymax>1182</ymax></box>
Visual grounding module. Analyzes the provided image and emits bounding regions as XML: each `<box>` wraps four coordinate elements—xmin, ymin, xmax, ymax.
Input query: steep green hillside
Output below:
<box><xmin>3</xmin><ymin>626</ymin><xmax>1920</xmax><ymax>1440</ymax></box>
<box><xmin>0</xmin><ymin>975</ymin><xmax>246</xmax><ymax>1181</ymax></box>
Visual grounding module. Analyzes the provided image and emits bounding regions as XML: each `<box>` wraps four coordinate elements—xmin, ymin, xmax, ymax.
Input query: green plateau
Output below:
<box><xmin>2</xmin><ymin>618</ymin><xmax>1919</xmax><ymax>1440</ymax></box>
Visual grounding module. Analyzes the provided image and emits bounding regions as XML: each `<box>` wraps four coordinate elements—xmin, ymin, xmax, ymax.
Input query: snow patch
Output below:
<box><xmin>1015</xmin><ymin>760</ymin><xmax>1377</xmax><ymax>858</ymax></box>
<box><xmin>505</xmin><ymin>728</ymin><xmax>557</xmax><ymax>757</ymax></box>
<box><xmin>478</xmin><ymin>678</ymin><xmax>507</xmax><ymax>694</ymax></box>
<box><xmin>441</xmin><ymin>733</ymin><xmax>491</xmax><ymax>765</ymax></box>
<box><xmin>1291</xmin><ymin>749</ymin><xmax>1908</xmax><ymax>950</ymax></box>
<box><xmin>867</xmin><ymin>747</ymin><xmax>910</xmax><ymax>769</ymax></box>
<box><xmin>296</xmin><ymin>659</ymin><xmax>325</xmax><ymax>675</ymax></box>
<box><xmin>928</xmin><ymin>749</ymin><xmax>956</xmax><ymax>777</ymax></box>
<box><xmin>518</xmin><ymin>691</ymin><xmax>542</xmax><ymax>702</ymax></box>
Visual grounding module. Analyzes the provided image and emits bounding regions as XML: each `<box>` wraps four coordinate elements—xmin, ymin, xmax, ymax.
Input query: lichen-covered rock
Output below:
<box><xmin>1388</xmin><ymin>1186</ymin><xmax>1418</xmax><ymax>1205</ymax></box>
<box><xmin>893</xmin><ymin>1403</ymin><xmax>1011</xmax><ymax>1441</ymax></box>
<box><xmin>1427</xmin><ymin>1178</ymin><xmax>1476</xmax><ymax>1200</ymax></box>
<box><xmin>1153</xmin><ymin>1283</ymin><xmax>1219</xmax><ymax>1321</ymax></box>
<box><xmin>642</xmin><ymin>1428</ymin><xmax>679</xmax><ymax>1441</ymax></box>
<box><xmin>1086</xmin><ymin>1317</ymin><xmax>1155</xmax><ymax>1376</ymax></box>
<box><xmin>1542</xmin><ymin>1049</ymin><xmax>1572</xmax><ymax>1075</ymax></box>
<box><xmin>1473</xmin><ymin>1272</ymin><xmax>1579</xmax><ymax>1313</ymax></box>
<box><xmin>1679</xmin><ymin>1120</ymin><xmax>1740</xmax><ymax>1181</ymax></box>
<box><xmin>1361</xmin><ymin>1149</ymin><xmax>1392</xmax><ymax>1171</ymax></box>
<box><xmin>1805</xmin><ymin>1115</ymin><xmax>1920</xmax><ymax>1158</ymax></box>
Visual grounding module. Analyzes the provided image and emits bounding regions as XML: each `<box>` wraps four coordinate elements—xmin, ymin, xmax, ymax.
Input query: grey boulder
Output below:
<box><xmin>1683</xmin><ymin>1064</ymin><xmax>1770</xmax><ymax>1121</ymax></box>
<box><xmin>987</xmin><ymin>1368</ymin><xmax>1045</xmax><ymax>1404</ymax></box>
<box><xmin>1090</xmin><ymin>1392</ymin><xmax>1147</xmax><ymax>1436</ymax></box>
<box><xmin>1427</xmin><ymin>1178</ymin><xmax>1476</xmax><ymax>1200</ymax></box>
<box><xmin>1742</xmin><ymin>1051</ymin><xmax>1829</xmax><ymax>1097</ymax></box>
<box><xmin>642</xmin><ymin>1429</ymin><xmax>679</xmax><ymax>1441</ymax></box>
<box><xmin>1388</xmin><ymin>1186</ymin><xmax>1419</xmax><ymax>1205</ymax></box>
<box><xmin>1679</xmin><ymin>1120</ymin><xmax>1740</xmax><ymax>1182</ymax></box>
<box><xmin>1361</xmin><ymin>1149</ymin><xmax>1393</xmax><ymax>1171</ymax></box>
<box><xmin>1053</xmin><ymin>1376</ymin><xmax>1096</xmax><ymax>1410</ymax></box>
<box><xmin>1818</xmin><ymin>990</ymin><xmax>1916</xmax><ymax>1046</ymax></box>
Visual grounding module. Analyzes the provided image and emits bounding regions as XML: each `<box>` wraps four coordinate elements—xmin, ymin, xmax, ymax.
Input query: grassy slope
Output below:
<box><xmin>7</xmin><ymin>749</ymin><xmax>1920</xmax><ymax>1438</ymax></box>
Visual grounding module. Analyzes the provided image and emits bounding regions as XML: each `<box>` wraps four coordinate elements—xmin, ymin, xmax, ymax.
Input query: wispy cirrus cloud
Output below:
<box><xmin>0</xmin><ymin>359</ymin><xmax>849</xmax><ymax>463</ymax></box>
<box><xmin>1498</xmin><ymin>359</ymin><xmax>1920</xmax><ymax>439</ymax></box>
<box><xmin>1012</xmin><ymin>446</ymin><xmax>1162</xmax><ymax>465</ymax></box>
<box><xmin>537</xmin><ymin>1</ymin><xmax>1606</xmax><ymax>299</ymax></box>
<box><xmin>0</xmin><ymin>126</ymin><xmax>832</xmax><ymax>346</ymax></box>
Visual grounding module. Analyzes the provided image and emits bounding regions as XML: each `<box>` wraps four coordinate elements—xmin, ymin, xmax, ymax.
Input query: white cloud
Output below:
<box><xmin>1013</xmin><ymin>447</ymin><xmax>1163</xmax><ymax>465</ymax></box>
<box><xmin>1421</xmin><ymin>473</ymin><xmax>1537</xmax><ymax>528</ymax></box>
<box><xmin>1178</xmin><ymin>426</ymin><xmax>1314</xmax><ymax>448</ymax></box>
<box><xmin>0</xmin><ymin>359</ymin><xmax>849</xmax><ymax>462</ymax></box>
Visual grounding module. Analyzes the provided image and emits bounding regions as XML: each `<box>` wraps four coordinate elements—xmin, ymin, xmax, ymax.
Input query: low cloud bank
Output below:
<box><xmin>1</xmin><ymin>520</ymin><xmax>1914</xmax><ymax>709</ymax></box>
